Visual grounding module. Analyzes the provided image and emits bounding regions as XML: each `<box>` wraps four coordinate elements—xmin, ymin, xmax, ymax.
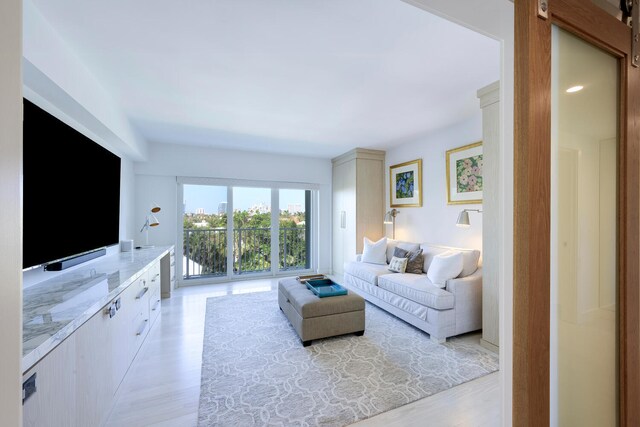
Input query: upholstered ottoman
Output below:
<box><xmin>278</xmin><ymin>277</ymin><xmax>365</xmax><ymax>346</ymax></box>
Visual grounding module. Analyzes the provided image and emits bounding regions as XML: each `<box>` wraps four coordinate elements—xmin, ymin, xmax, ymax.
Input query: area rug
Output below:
<box><xmin>197</xmin><ymin>290</ymin><xmax>498</xmax><ymax>426</ymax></box>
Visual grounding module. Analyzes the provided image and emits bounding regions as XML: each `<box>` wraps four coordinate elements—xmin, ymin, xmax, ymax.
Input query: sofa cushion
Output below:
<box><xmin>420</xmin><ymin>244</ymin><xmax>480</xmax><ymax>277</ymax></box>
<box><xmin>362</xmin><ymin>237</ymin><xmax>387</xmax><ymax>264</ymax></box>
<box><xmin>344</xmin><ymin>261</ymin><xmax>391</xmax><ymax>286</ymax></box>
<box><xmin>386</xmin><ymin>239</ymin><xmax>420</xmax><ymax>263</ymax></box>
<box><xmin>377</xmin><ymin>273</ymin><xmax>454</xmax><ymax>310</ymax></box>
<box><xmin>427</xmin><ymin>251</ymin><xmax>463</xmax><ymax>288</ymax></box>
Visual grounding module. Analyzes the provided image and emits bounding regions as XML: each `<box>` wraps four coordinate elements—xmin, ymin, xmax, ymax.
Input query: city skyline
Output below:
<box><xmin>183</xmin><ymin>185</ymin><xmax>307</xmax><ymax>214</ymax></box>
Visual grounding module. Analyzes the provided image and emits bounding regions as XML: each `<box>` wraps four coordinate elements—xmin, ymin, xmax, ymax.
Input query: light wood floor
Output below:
<box><xmin>104</xmin><ymin>277</ymin><xmax>500</xmax><ymax>426</ymax></box>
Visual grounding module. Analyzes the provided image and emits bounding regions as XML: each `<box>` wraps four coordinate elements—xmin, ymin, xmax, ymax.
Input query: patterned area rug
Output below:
<box><xmin>197</xmin><ymin>290</ymin><xmax>498</xmax><ymax>426</ymax></box>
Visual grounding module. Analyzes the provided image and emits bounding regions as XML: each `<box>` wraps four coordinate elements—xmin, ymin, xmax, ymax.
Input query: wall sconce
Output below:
<box><xmin>456</xmin><ymin>209</ymin><xmax>482</xmax><ymax>228</ymax></box>
<box><xmin>383</xmin><ymin>208</ymin><xmax>399</xmax><ymax>239</ymax></box>
<box><xmin>140</xmin><ymin>205</ymin><xmax>161</xmax><ymax>248</ymax></box>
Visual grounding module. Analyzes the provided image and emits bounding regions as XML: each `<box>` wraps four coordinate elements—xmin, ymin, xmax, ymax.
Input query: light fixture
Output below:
<box><xmin>566</xmin><ymin>85</ymin><xmax>584</xmax><ymax>93</ymax></box>
<box><xmin>383</xmin><ymin>208</ymin><xmax>399</xmax><ymax>239</ymax></box>
<box><xmin>140</xmin><ymin>206</ymin><xmax>161</xmax><ymax>248</ymax></box>
<box><xmin>456</xmin><ymin>209</ymin><xmax>482</xmax><ymax>228</ymax></box>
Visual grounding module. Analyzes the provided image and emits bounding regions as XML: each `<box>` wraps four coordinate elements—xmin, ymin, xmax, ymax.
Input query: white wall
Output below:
<box><xmin>120</xmin><ymin>157</ymin><xmax>137</xmax><ymax>242</ymax></box>
<box><xmin>23</xmin><ymin>0</ymin><xmax>147</xmax><ymax>160</ymax></box>
<box><xmin>0</xmin><ymin>0</ymin><xmax>23</xmax><ymax>422</ymax></box>
<box><xmin>134</xmin><ymin>142</ymin><xmax>333</xmax><ymax>274</ymax></box>
<box><xmin>21</xmin><ymin>0</ymin><xmax>142</xmax><ymax>288</ymax></box>
<box><xmin>401</xmin><ymin>2</ymin><xmax>514</xmax><ymax>424</ymax></box>
<box><xmin>384</xmin><ymin>116</ymin><xmax>483</xmax><ymax>251</ymax></box>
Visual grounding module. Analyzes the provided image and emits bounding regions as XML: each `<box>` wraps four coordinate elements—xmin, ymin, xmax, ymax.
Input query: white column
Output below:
<box><xmin>477</xmin><ymin>81</ymin><xmax>500</xmax><ymax>352</ymax></box>
<box><xmin>0</xmin><ymin>0</ymin><xmax>24</xmax><ymax>423</ymax></box>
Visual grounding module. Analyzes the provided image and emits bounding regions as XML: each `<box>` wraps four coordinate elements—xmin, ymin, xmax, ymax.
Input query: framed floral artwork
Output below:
<box><xmin>389</xmin><ymin>159</ymin><xmax>422</xmax><ymax>208</ymax></box>
<box><xmin>446</xmin><ymin>141</ymin><xmax>483</xmax><ymax>205</ymax></box>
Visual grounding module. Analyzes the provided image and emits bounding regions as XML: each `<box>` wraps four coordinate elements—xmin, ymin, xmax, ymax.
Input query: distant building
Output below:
<box><xmin>248</xmin><ymin>203</ymin><xmax>270</xmax><ymax>215</ymax></box>
<box><xmin>194</xmin><ymin>220</ymin><xmax>209</xmax><ymax>228</ymax></box>
<box><xmin>287</xmin><ymin>204</ymin><xmax>303</xmax><ymax>213</ymax></box>
<box><xmin>218</xmin><ymin>202</ymin><xmax>227</xmax><ymax>215</ymax></box>
<box><xmin>196</xmin><ymin>208</ymin><xmax>205</xmax><ymax>215</ymax></box>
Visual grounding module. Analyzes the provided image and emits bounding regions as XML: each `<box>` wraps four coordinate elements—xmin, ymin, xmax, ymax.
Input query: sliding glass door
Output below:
<box><xmin>182</xmin><ymin>185</ymin><xmax>228</xmax><ymax>279</ymax></box>
<box><xmin>279</xmin><ymin>189</ymin><xmax>310</xmax><ymax>271</ymax></box>
<box><xmin>232</xmin><ymin>187</ymin><xmax>272</xmax><ymax>275</ymax></box>
<box><xmin>180</xmin><ymin>181</ymin><xmax>313</xmax><ymax>282</ymax></box>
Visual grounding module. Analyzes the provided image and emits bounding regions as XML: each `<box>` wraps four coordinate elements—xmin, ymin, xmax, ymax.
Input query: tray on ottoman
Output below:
<box><xmin>278</xmin><ymin>277</ymin><xmax>365</xmax><ymax>347</ymax></box>
<box><xmin>306</xmin><ymin>279</ymin><xmax>348</xmax><ymax>297</ymax></box>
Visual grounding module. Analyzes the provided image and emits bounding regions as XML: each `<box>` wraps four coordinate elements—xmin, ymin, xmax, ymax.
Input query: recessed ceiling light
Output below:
<box><xmin>566</xmin><ymin>85</ymin><xmax>584</xmax><ymax>93</ymax></box>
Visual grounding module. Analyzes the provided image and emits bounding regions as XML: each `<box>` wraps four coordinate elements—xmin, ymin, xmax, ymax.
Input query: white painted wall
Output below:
<box><xmin>23</xmin><ymin>0</ymin><xmax>147</xmax><ymax>160</ymax></box>
<box><xmin>384</xmin><ymin>117</ymin><xmax>483</xmax><ymax>251</ymax></box>
<box><xmin>400</xmin><ymin>2</ymin><xmax>514</xmax><ymax>424</ymax></box>
<box><xmin>134</xmin><ymin>142</ymin><xmax>333</xmax><ymax>274</ymax></box>
<box><xmin>0</xmin><ymin>0</ymin><xmax>23</xmax><ymax>422</ymax></box>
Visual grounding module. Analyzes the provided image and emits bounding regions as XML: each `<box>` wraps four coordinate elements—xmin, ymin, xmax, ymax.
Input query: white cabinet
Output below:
<box><xmin>160</xmin><ymin>248</ymin><xmax>175</xmax><ymax>298</ymax></box>
<box><xmin>22</xmin><ymin>255</ymin><xmax>167</xmax><ymax>427</ymax></box>
<box><xmin>149</xmin><ymin>261</ymin><xmax>162</xmax><ymax>327</ymax></box>
<box><xmin>332</xmin><ymin>149</ymin><xmax>385</xmax><ymax>275</ymax></box>
<box><xmin>75</xmin><ymin>305</ymin><xmax>115</xmax><ymax>426</ymax></box>
<box><xmin>23</xmin><ymin>335</ymin><xmax>77</xmax><ymax>427</ymax></box>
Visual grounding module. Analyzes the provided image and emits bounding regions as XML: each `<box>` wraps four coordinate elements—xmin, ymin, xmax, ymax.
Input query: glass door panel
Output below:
<box><xmin>279</xmin><ymin>189</ymin><xmax>311</xmax><ymax>271</ymax></box>
<box><xmin>232</xmin><ymin>187</ymin><xmax>272</xmax><ymax>275</ymax></box>
<box><xmin>551</xmin><ymin>27</ymin><xmax>618</xmax><ymax>426</ymax></box>
<box><xmin>182</xmin><ymin>185</ymin><xmax>228</xmax><ymax>279</ymax></box>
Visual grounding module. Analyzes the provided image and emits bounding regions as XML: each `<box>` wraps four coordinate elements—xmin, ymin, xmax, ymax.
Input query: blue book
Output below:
<box><xmin>306</xmin><ymin>279</ymin><xmax>348</xmax><ymax>298</ymax></box>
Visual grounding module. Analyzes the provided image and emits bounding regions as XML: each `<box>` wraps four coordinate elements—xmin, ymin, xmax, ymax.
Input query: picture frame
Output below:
<box><xmin>389</xmin><ymin>159</ymin><xmax>422</xmax><ymax>208</ymax></box>
<box><xmin>446</xmin><ymin>141</ymin><xmax>483</xmax><ymax>205</ymax></box>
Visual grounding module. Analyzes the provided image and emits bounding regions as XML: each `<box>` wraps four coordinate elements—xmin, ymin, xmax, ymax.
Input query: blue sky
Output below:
<box><xmin>183</xmin><ymin>185</ymin><xmax>306</xmax><ymax>214</ymax></box>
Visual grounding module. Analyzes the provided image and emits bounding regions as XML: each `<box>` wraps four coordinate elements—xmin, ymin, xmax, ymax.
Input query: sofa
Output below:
<box><xmin>342</xmin><ymin>239</ymin><xmax>482</xmax><ymax>343</ymax></box>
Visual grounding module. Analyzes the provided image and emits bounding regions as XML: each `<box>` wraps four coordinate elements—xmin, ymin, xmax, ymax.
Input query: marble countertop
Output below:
<box><xmin>22</xmin><ymin>246</ymin><xmax>172</xmax><ymax>373</ymax></box>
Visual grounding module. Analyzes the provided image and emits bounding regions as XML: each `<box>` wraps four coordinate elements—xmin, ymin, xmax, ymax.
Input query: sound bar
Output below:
<box><xmin>44</xmin><ymin>248</ymin><xmax>107</xmax><ymax>271</ymax></box>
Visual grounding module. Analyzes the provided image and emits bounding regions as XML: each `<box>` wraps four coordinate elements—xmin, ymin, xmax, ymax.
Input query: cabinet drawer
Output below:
<box><xmin>131</xmin><ymin>311</ymin><xmax>150</xmax><ymax>360</ymax></box>
<box><xmin>149</xmin><ymin>289</ymin><xmax>161</xmax><ymax>327</ymax></box>
<box><xmin>148</xmin><ymin>261</ymin><xmax>161</xmax><ymax>288</ymax></box>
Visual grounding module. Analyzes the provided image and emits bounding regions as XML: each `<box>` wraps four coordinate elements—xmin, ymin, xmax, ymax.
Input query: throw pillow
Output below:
<box><xmin>427</xmin><ymin>250</ymin><xmax>463</xmax><ymax>288</ymax></box>
<box><xmin>361</xmin><ymin>237</ymin><xmax>387</xmax><ymax>265</ymax></box>
<box><xmin>393</xmin><ymin>247</ymin><xmax>409</xmax><ymax>258</ymax></box>
<box><xmin>405</xmin><ymin>249</ymin><xmax>424</xmax><ymax>274</ymax></box>
<box><xmin>386</xmin><ymin>240</ymin><xmax>420</xmax><ymax>263</ymax></box>
<box><xmin>388</xmin><ymin>256</ymin><xmax>408</xmax><ymax>273</ymax></box>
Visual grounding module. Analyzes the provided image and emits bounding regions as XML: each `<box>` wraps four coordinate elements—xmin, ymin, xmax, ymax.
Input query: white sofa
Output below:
<box><xmin>342</xmin><ymin>240</ymin><xmax>482</xmax><ymax>343</ymax></box>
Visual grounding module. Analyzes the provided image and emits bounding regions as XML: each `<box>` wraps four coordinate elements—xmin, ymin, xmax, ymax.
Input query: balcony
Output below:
<box><xmin>183</xmin><ymin>226</ymin><xmax>308</xmax><ymax>279</ymax></box>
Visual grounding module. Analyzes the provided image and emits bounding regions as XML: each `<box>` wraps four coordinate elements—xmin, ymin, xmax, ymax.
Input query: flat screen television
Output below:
<box><xmin>23</xmin><ymin>98</ymin><xmax>121</xmax><ymax>269</ymax></box>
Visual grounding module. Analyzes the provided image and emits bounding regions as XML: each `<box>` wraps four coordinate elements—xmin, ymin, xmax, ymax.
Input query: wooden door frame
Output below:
<box><xmin>514</xmin><ymin>0</ymin><xmax>640</xmax><ymax>425</ymax></box>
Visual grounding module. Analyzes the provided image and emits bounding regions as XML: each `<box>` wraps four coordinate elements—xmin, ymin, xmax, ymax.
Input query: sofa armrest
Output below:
<box><xmin>445</xmin><ymin>267</ymin><xmax>482</xmax><ymax>334</ymax></box>
<box><xmin>446</xmin><ymin>267</ymin><xmax>482</xmax><ymax>293</ymax></box>
<box><xmin>355</xmin><ymin>254</ymin><xmax>362</xmax><ymax>262</ymax></box>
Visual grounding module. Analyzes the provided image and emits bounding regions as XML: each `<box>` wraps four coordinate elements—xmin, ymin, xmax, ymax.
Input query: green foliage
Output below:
<box><xmin>183</xmin><ymin>210</ymin><xmax>307</xmax><ymax>277</ymax></box>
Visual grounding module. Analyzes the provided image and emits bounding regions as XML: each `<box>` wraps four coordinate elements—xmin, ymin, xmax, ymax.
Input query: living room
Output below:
<box><xmin>10</xmin><ymin>0</ymin><xmax>515</xmax><ymax>426</ymax></box>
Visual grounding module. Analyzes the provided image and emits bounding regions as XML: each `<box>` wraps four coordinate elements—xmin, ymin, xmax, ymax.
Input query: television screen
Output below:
<box><xmin>23</xmin><ymin>98</ymin><xmax>121</xmax><ymax>269</ymax></box>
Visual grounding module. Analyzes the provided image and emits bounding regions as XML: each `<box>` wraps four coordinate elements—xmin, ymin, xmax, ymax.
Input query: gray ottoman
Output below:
<box><xmin>278</xmin><ymin>277</ymin><xmax>365</xmax><ymax>346</ymax></box>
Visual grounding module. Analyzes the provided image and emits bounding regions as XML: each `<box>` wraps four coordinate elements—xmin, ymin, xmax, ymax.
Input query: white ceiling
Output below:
<box><xmin>30</xmin><ymin>0</ymin><xmax>500</xmax><ymax>158</ymax></box>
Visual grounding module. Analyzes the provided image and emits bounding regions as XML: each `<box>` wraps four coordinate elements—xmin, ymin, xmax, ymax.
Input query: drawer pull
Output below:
<box><xmin>136</xmin><ymin>287</ymin><xmax>149</xmax><ymax>300</ymax></box>
<box><xmin>152</xmin><ymin>299</ymin><xmax>161</xmax><ymax>311</ymax></box>
<box><xmin>136</xmin><ymin>319</ymin><xmax>149</xmax><ymax>336</ymax></box>
<box><xmin>106</xmin><ymin>304</ymin><xmax>117</xmax><ymax>319</ymax></box>
<box><xmin>151</xmin><ymin>273</ymin><xmax>160</xmax><ymax>283</ymax></box>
